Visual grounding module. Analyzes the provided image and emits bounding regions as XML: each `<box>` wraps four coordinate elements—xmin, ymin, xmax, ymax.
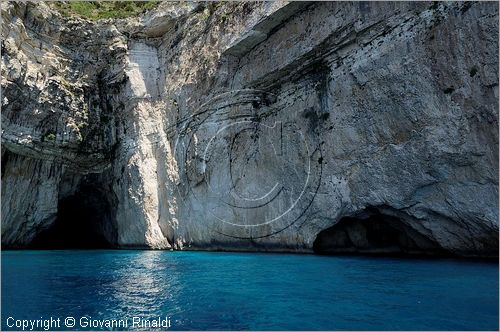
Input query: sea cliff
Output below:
<box><xmin>1</xmin><ymin>1</ymin><xmax>498</xmax><ymax>256</ymax></box>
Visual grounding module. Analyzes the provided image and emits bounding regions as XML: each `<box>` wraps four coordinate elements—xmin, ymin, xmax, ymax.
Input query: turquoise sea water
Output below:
<box><xmin>1</xmin><ymin>250</ymin><xmax>498</xmax><ymax>331</ymax></box>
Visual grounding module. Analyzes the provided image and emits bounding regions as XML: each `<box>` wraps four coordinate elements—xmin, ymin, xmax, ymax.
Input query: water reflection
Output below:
<box><xmin>109</xmin><ymin>251</ymin><xmax>183</xmax><ymax>318</ymax></box>
<box><xmin>2</xmin><ymin>251</ymin><xmax>498</xmax><ymax>330</ymax></box>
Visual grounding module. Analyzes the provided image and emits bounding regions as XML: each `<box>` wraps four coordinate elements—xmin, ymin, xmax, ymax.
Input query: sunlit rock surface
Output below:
<box><xmin>1</xmin><ymin>1</ymin><xmax>498</xmax><ymax>256</ymax></box>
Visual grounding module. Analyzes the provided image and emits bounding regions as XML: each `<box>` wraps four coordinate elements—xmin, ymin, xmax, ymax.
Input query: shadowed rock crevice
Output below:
<box><xmin>29</xmin><ymin>184</ymin><xmax>117</xmax><ymax>249</ymax></box>
<box><xmin>313</xmin><ymin>211</ymin><xmax>448</xmax><ymax>256</ymax></box>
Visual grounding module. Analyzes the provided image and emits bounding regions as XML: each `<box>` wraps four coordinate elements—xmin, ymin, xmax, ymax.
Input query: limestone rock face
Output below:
<box><xmin>2</xmin><ymin>1</ymin><xmax>498</xmax><ymax>256</ymax></box>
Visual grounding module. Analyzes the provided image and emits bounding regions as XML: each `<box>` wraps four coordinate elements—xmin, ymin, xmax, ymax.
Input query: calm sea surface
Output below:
<box><xmin>1</xmin><ymin>250</ymin><xmax>498</xmax><ymax>330</ymax></box>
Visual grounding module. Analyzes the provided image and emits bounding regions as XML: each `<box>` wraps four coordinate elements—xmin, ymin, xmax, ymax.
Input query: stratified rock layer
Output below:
<box><xmin>2</xmin><ymin>1</ymin><xmax>498</xmax><ymax>256</ymax></box>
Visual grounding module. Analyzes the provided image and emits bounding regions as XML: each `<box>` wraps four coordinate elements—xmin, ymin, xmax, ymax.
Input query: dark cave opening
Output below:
<box><xmin>30</xmin><ymin>185</ymin><xmax>117</xmax><ymax>249</ymax></box>
<box><xmin>313</xmin><ymin>212</ymin><xmax>447</xmax><ymax>256</ymax></box>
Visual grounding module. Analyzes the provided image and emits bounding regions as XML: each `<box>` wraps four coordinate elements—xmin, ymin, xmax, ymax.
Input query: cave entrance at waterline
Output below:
<box><xmin>312</xmin><ymin>210</ymin><xmax>446</xmax><ymax>256</ymax></box>
<box><xmin>30</xmin><ymin>185</ymin><xmax>117</xmax><ymax>249</ymax></box>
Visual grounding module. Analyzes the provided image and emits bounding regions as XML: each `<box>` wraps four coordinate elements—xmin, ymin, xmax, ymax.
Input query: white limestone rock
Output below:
<box><xmin>1</xmin><ymin>2</ymin><xmax>498</xmax><ymax>256</ymax></box>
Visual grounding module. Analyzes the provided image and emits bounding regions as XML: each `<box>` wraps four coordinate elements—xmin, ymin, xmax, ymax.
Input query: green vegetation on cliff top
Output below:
<box><xmin>49</xmin><ymin>1</ymin><xmax>159</xmax><ymax>21</ymax></box>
